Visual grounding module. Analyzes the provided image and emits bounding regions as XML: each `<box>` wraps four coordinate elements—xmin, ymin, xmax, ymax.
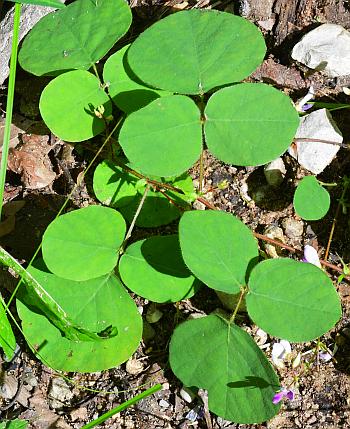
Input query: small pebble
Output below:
<box><xmin>126</xmin><ymin>358</ymin><xmax>144</xmax><ymax>375</ymax></box>
<box><xmin>282</xmin><ymin>218</ymin><xmax>304</xmax><ymax>239</ymax></box>
<box><xmin>159</xmin><ymin>399</ymin><xmax>170</xmax><ymax>408</ymax></box>
<box><xmin>180</xmin><ymin>386</ymin><xmax>196</xmax><ymax>403</ymax></box>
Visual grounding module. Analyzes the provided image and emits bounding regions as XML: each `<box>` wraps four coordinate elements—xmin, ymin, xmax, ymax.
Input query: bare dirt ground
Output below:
<box><xmin>1</xmin><ymin>0</ymin><xmax>350</xmax><ymax>428</ymax></box>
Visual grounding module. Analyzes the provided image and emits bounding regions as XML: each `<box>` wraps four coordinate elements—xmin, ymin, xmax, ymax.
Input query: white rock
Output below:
<box><xmin>292</xmin><ymin>24</ymin><xmax>350</xmax><ymax>77</ymax></box>
<box><xmin>0</xmin><ymin>3</ymin><xmax>64</xmax><ymax>85</ymax></box>
<box><xmin>159</xmin><ymin>399</ymin><xmax>170</xmax><ymax>408</ymax></box>
<box><xmin>180</xmin><ymin>386</ymin><xmax>196</xmax><ymax>403</ymax></box>
<box><xmin>264</xmin><ymin>157</ymin><xmax>286</xmax><ymax>187</ymax></box>
<box><xmin>289</xmin><ymin>108</ymin><xmax>343</xmax><ymax>174</ymax></box>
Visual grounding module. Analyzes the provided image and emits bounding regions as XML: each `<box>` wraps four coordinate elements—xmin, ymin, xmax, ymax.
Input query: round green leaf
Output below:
<box><xmin>93</xmin><ymin>161</ymin><xmax>138</xmax><ymax>208</ymax></box>
<box><xmin>103</xmin><ymin>45</ymin><xmax>170</xmax><ymax>113</ymax></box>
<box><xmin>204</xmin><ymin>83</ymin><xmax>300</xmax><ymax>166</ymax></box>
<box><xmin>293</xmin><ymin>176</ymin><xmax>330</xmax><ymax>220</ymax></box>
<box><xmin>119</xmin><ymin>192</ymin><xmax>181</xmax><ymax>228</ymax></box>
<box><xmin>42</xmin><ymin>205</ymin><xmax>126</xmax><ymax>281</ymax></box>
<box><xmin>17</xmin><ymin>263</ymin><xmax>142</xmax><ymax>372</ymax></box>
<box><xmin>119</xmin><ymin>235</ymin><xmax>201</xmax><ymax>303</ymax></box>
<box><xmin>247</xmin><ymin>258</ymin><xmax>341</xmax><ymax>342</ymax></box>
<box><xmin>19</xmin><ymin>0</ymin><xmax>132</xmax><ymax>76</ymax></box>
<box><xmin>119</xmin><ymin>95</ymin><xmax>202</xmax><ymax>177</ymax></box>
<box><xmin>179</xmin><ymin>210</ymin><xmax>259</xmax><ymax>294</ymax></box>
<box><xmin>39</xmin><ymin>70</ymin><xmax>112</xmax><ymax>142</ymax></box>
<box><xmin>170</xmin><ymin>315</ymin><xmax>280</xmax><ymax>423</ymax></box>
<box><xmin>127</xmin><ymin>10</ymin><xmax>266</xmax><ymax>94</ymax></box>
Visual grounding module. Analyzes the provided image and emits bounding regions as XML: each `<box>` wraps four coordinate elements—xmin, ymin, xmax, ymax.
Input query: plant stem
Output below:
<box><xmin>199</xmin><ymin>150</ymin><xmax>204</xmax><ymax>194</ymax></box>
<box><xmin>0</xmin><ymin>3</ymin><xmax>21</xmax><ymax>221</ymax></box>
<box><xmin>121</xmin><ymin>184</ymin><xmax>150</xmax><ymax>252</ymax></box>
<box><xmin>92</xmin><ymin>63</ymin><xmax>101</xmax><ymax>83</ymax></box>
<box><xmin>196</xmin><ymin>195</ymin><xmax>350</xmax><ymax>281</ymax></box>
<box><xmin>229</xmin><ymin>288</ymin><xmax>246</xmax><ymax>324</ymax></box>
<box><xmin>324</xmin><ymin>176</ymin><xmax>350</xmax><ymax>261</ymax></box>
<box><xmin>80</xmin><ymin>384</ymin><xmax>162</xmax><ymax>429</ymax></box>
<box><xmin>294</xmin><ymin>137</ymin><xmax>348</xmax><ymax>148</ymax></box>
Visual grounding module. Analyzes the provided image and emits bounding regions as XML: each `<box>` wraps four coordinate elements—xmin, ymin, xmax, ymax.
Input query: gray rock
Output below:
<box><xmin>289</xmin><ymin>108</ymin><xmax>343</xmax><ymax>174</ymax></box>
<box><xmin>48</xmin><ymin>377</ymin><xmax>73</xmax><ymax>410</ymax></box>
<box><xmin>292</xmin><ymin>24</ymin><xmax>350</xmax><ymax>77</ymax></box>
<box><xmin>0</xmin><ymin>3</ymin><xmax>63</xmax><ymax>85</ymax></box>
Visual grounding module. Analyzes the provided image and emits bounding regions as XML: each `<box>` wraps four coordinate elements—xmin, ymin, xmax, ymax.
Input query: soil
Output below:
<box><xmin>1</xmin><ymin>0</ymin><xmax>350</xmax><ymax>428</ymax></box>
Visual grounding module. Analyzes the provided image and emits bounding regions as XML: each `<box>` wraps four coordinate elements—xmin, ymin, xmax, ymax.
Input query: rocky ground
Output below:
<box><xmin>1</xmin><ymin>0</ymin><xmax>350</xmax><ymax>428</ymax></box>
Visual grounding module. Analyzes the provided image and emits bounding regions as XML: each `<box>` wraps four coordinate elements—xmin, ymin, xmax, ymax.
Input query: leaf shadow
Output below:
<box><xmin>227</xmin><ymin>376</ymin><xmax>276</xmax><ymax>389</ymax></box>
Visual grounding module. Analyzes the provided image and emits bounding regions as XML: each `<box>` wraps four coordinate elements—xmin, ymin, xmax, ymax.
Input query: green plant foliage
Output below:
<box><xmin>18</xmin><ymin>0</ymin><xmax>131</xmax><ymax>76</ymax></box>
<box><xmin>204</xmin><ymin>83</ymin><xmax>300</xmax><ymax>166</ymax></box>
<box><xmin>93</xmin><ymin>161</ymin><xmax>139</xmax><ymax>208</ymax></box>
<box><xmin>42</xmin><ymin>205</ymin><xmax>126</xmax><ymax>281</ymax></box>
<box><xmin>293</xmin><ymin>176</ymin><xmax>330</xmax><ymax>220</ymax></box>
<box><xmin>179</xmin><ymin>210</ymin><xmax>259</xmax><ymax>294</ymax></box>
<box><xmin>119</xmin><ymin>235</ymin><xmax>201</xmax><ymax>303</ymax></box>
<box><xmin>170</xmin><ymin>314</ymin><xmax>280</xmax><ymax>423</ymax></box>
<box><xmin>103</xmin><ymin>45</ymin><xmax>170</xmax><ymax>113</ymax></box>
<box><xmin>17</xmin><ymin>261</ymin><xmax>142</xmax><ymax>372</ymax></box>
<box><xmin>93</xmin><ymin>162</ymin><xmax>194</xmax><ymax>227</ymax></box>
<box><xmin>0</xmin><ymin>419</ymin><xmax>28</xmax><ymax>429</ymax></box>
<box><xmin>119</xmin><ymin>95</ymin><xmax>202</xmax><ymax>177</ymax></box>
<box><xmin>0</xmin><ymin>299</ymin><xmax>16</xmax><ymax>361</ymax></box>
<box><xmin>246</xmin><ymin>259</ymin><xmax>342</xmax><ymax>342</ymax></box>
<box><xmin>127</xmin><ymin>10</ymin><xmax>266</xmax><ymax>94</ymax></box>
<box><xmin>39</xmin><ymin>70</ymin><xmax>112</xmax><ymax>142</ymax></box>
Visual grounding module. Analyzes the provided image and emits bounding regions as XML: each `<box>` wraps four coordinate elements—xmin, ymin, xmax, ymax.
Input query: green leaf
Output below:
<box><xmin>17</xmin><ymin>262</ymin><xmax>142</xmax><ymax>372</ymax></box>
<box><xmin>0</xmin><ymin>299</ymin><xmax>16</xmax><ymax>361</ymax></box>
<box><xmin>7</xmin><ymin>0</ymin><xmax>65</xmax><ymax>8</ymax></box>
<box><xmin>42</xmin><ymin>206</ymin><xmax>126</xmax><ymax>281</ymax></box>
<box><xmin>103</xmin><ymin>45</ymin><xmax>170</xmax><ymax>113</ymax></box>
<box><xmin>120</xmin><ymin>173</ymin><xmax>194</xmax><ymax>227</ymax></box>
<box><xmin>119</xmin><ymin>95</ymin><xmax>202</xmax><ymax>177</ymax></box>
<box><xmin>93</xmin><ymin>161</ymin><xmax>138</xmax><ymax>208</ymax></box>
<box><xmin>127</xmin><ymin>10</ymin><xmax>266</xmax><ymax>94</ymax></box>
<box><xmin>93</xmin><ymin>162</ymin><xmax>193</xmax><ymax>227</ymax></box>
<box><xmin>18</xmin><ymin>0</ymin><xmax>131</xmax><ymax>76</ymax></box>
<box><xmin>39</xmin><ymin>70</ymin><xmax>112</xmax><ymax>142</ymax></box>
<box><xmin>179</xmin><ymin>210</ymin><xmax>259</xmax><ymax>294</ymax></box>
<box><xmin>0</xmin><ymin>246</ymin><xmax>106</xmax><ymax>342</ymax></box>
<box><xmin>0</xmin><ymin>419</ymin><xmax>28</xmax><ymax>429</ymax></box>
<box><xmin>293</xmin><ymin>176</ymin><xmax>330</xmax><ymax>220</ymax></box>
<box><xmin>170</xmin><ymin>315</ymin><xmax>280</xmax><ymax>423</ymax></box>
<box><xmin>119</xmin><ymin>235</ymin><xmax>201</xmax><ymax>303</ymax></box>
<box><xmin>204</xmin><ymin>83</ymin><xmax>300</xmax><ymax>166</ymax></box>
<box><xmin>246</xmin><ymin>258</ymin><xmax>341</xmax><ymax>342</ymax></box>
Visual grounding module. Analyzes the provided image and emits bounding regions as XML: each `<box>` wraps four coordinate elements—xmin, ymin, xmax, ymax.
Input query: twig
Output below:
<box><xmin>324</xmin><ymin>177</ymin><xmax>350</xmax><ymax>261</ymax></box>
<box><xmin>196</xmin><ymin>197</ymin><xmax>350</xmax><ymax>281</ymax></box>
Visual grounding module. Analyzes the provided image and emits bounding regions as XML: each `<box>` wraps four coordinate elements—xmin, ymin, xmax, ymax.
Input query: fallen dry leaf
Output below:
<box><xmin>7</xmin><ymin>134</ymin><xmax>56</xmax><ymax>189</ymax></box>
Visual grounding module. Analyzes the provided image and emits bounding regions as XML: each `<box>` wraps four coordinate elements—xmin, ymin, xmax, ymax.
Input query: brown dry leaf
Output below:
<box><xmin>251</xmin><ymin>56</ymin><xmax>308</xmax><ymax>89</ymax></box>
<box><xmin>21</xmin><ymin>390</ymin><xmax>71</xmax><ymax>429</ymax></box>
<box><xmin>0</xmin><ymin>115</ymin><xmax>35</xmax><ymax>152</ymax></box>
<box><xmin>7</xmin><ymin>134</ymin><xmax>56</xmax><ymax>189</ymax></box>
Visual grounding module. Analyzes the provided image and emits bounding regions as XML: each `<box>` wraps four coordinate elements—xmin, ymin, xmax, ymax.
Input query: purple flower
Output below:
<box><xmin>302</xmin><ymin>245</ymin><xmax>321</xmax><ymax>268</ymax></box>
<box><xmin>302</xmin><ymin>103</ymin><xmax>313</xmax><ymax>111</ymax></box>
<box><xmin>272</xmin><ymin>388</ymin><xmax>294</xmax><ymax>404</ymax></box>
